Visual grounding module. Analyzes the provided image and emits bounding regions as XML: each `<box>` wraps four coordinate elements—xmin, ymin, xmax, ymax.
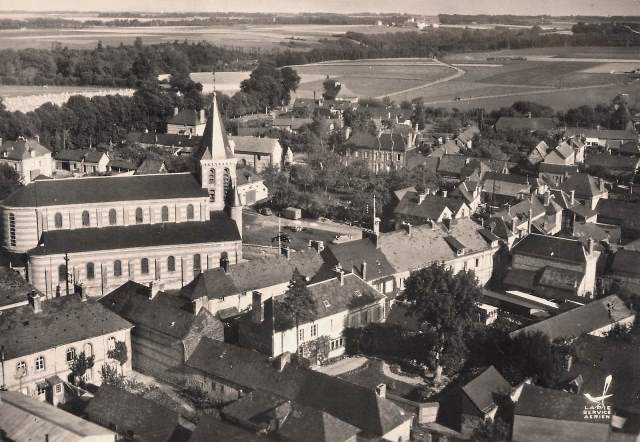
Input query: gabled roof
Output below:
<box><xmin>0</xmin><ymin>138</ymin><xmax>51</xmax><ymax>161</ymax></box>
<box><xmin>560</xmin><ymin>173</ymin><xmax>605</xmax><ymax>198</ymax></box>
<box><xmin>321</xmin><ymin>238</ymin><xmax>396</xmax><ymax>281</ymax></box>
<box><xmin>2</xmin><ymin>173</ymin><xmax>207</xmax><ymax>208</ymax></box>
<box><xmin>618</xmin><ymin>141</ymin><xmax>640</xmax><ymax>155</ymax></box>
<box><xmin>277</xmin><ymin>403</ymin><xmax>361</xmax><ymax>442</ymax></box>
<box><xmin>130</xmin><ymin>132</ymin><xmax>203</xmax><ymax>148</ymax></box>
<box><xmin>53</xmin><ymin>148</ymin><xmax>106</xmax><ymax>163</ymax></box>
<box><xmin>0</xmin><ymin>295</ymin><xmax>132</xmax><ymax>360</ymax></box>
<box><xmin>0</xmin><ymin>266</ymin><xmax>35</xmax><ymax>309</ymax></box>
<box><xmin>85</xmin><ymin>384</ymin><xmax>180</xmax><ymax>442</ymax></box>
<box><xmin>554</xmin><ymin>141</ymin><xmax>575</xmax><ymax>159</ymax></box>
<box><xmin>538</xmin><ymin>162</ymin><xmax>579</xmax><ymax>175</ymax></box>
<box><xmin>564</xmin><ymin>127</ymin><xmax>638</xmax><ymax>141</ymax></box>
<box><xmin>512</xmin><ymin>233</ymin><xmax>587</xmax><ymax>264</ymax></box>
<box><xmin>344</xmin><ymin>131</ymin><xmax>409</xmax><ymax>152</ymax></box>
<box><xmin>537</xmin><ymin>266</ymin><xmax>584</xmax><ymax>292</ymax></box>
<box><xmin>181</xmin><ymin>267</ymin><xmax>240</xmax><ymax>301</ymax></box>
<box><xmin>585</xmin><ymin>153</ymin><xmax>640</xmax><ymax>171</ymax></box>
<box><xmin>510</xmin><ymin>294</ymin><xmax>634</xmax><ymax>340</ymax></box>
<box><xmin>0</xmin><ymin>390</ymin><xmax>114</xmax><ymax>442</ymax></box>
<box><xmin>482</xmin><ymin>172</ymin><xmax>531</xmax><ymax>198</ymax></box>
<box><xmin>394</xmin><ymin>192</ymin><xmax>462</xmax><ymax>221</ymax></box>
<box><xmin>230</xmin><ymin>136</ymin><xmax>281</xmax><ymax>155</ymax></box>
<box><xmin>135</xmin><ymin>158</ymin><xmax>167</xmax><ymax>175</ymax></box>
<box><xmin>272</xmin><ymin>118</ymin><xmax>313</xmax><ymax>130</ymax></box>
<box><xmin>100</xmin><ymin>281</ymin><xmax>219</xmax><ymax>340</ymax></box>
<box><xmin>195</xmin><ymin>94</ymin><xmax>234</xmax><ymax>161</ymax></box>
<box><xmin>29</xmin><ymin>214</ymin><xmax>241</xmax><ymax>255</ymax></box>
<box><xmin>186</xmin><ymin>338</ymin><xmax>410</xmax><ymax>437</ymax></box>
<box><xmin>167</xmin><ymin>108</ymin><xmax>206</xmax><ymax>126</ymax></box>
<box><xmin>515</xmin><ymin>384</ymin><xmax>603</xmax><ymax>423</ymax></box>
<box><xmin>462</xmin><ymin>366</ymin><xmax>511</xmax><ymax>414</ymax></box>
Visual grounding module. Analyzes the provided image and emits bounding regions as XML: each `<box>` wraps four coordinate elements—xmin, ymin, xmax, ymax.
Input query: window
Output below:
<box><xmin>475</xmin><ymin>258</ymin><xmax>480</xmax><ymax>268</ymax></box>
<box><xmin>107</xmin><ymin>337</ymin><xmax>116</xmax><ymax>350</ymax></box>
<box><xmin>84</xmin><ymin>343</ymin><xmax>93</xmax><ymax>357</ymax></box>
<box><xmin>186</xmin><ymin>204</ymin><xmax>194</xmax><ymax>220</ymax></box>
<box><xmin>161</xmin><ymin>206</ymin><xmax>169</xmax><ymax>222</ymax></box>
<box><xmin>66</xmin><ymin>347</ymin><xmax>76</xmax><ymax>362</ymax></box>
<box><xmin>9</xmin><ymin>213</ymin><xmax>15</xmax><ymax>247</ymax></box>
<box><xmin>16</xmin><ymin>361</ymin><xmax>27</xmax><ymax>377</ymax></box>
<box><xmin>108</xmin><ymin>209</ymin><xmax>117</xmax><ymax>225</ymax></box>
<box><xmin>208</xmin><ymin>168</ymin><xmax>216</xmax><ymax>185</ymax></box>
<box><xmin>193</xmin><ymin>254</ymin><xmax>201</xmax><ymax>273</ymax></box>
<box><xmin>311</xmin><ymin>324</ymin><xmax>318</xmax><ymax>337</ymax></box>
<box><xmin>81</xmin><ymin>210</ymin><xmax>90</xmax><ymax>226</ymax></box>
<box><xmin>209</xmin><ymin>189</ymin><xmax>216</xmax><ymax>203</ymax></box>
<box><xmin>37</xmin><ymin>384</ymin><xmax>47</xmax><ymax>396</ymax></box>
<box><xmin>330</xmin><ymin>337</ymin><xmax>344</xmax><ymax>351</ymax></box>
<box><xmin>167</xmin><ymin>256</ymin><xmax>176</xmax><ymax>272</ymax></box>
<box><xmin>141</xmin><ymin>258</ymin><xmax>149</xmax><ymax>275</ymax></box>
<box><xmin>35</xmin><ymin>355</ymin><xmax>45</xmax><ymax>371</ymax></box>
<box><xmin>113</xmin><ymin>260</ymin><xmax>122</xmax><ymax>277</ymax></box>
<box><xmin>54</xmin><ymin>212</ymin><xmax>63</xmax><ymax>228</ymax></box>
<box><xmin>298</xmin><ymin>328</ymin><xmax>305</xmax><ymax>342</ymax></box>
<box><xmin>322</xmin><ymin>300</ymin><xmax>331</xmax><ymax>308</ymax></box>
<box><xmin>135</xmin><ymin>208</ymin><xmax>143</xmax><ymax>224</ymax></box>
<box><xmin>86</xmin><ymin>262</ymin><xmax>95</xmax><ymax>280</ymax></box>
<box><xmin>223</xmin><ymin>168</ymin><xmax>231</xmax><ymax>196</ymax></box>
<box><xmin>58</xmin><ymin>264</ymin><xmax>67</xmax><ymax>284</ymax></box>
<box><xmin>55</xmin><ymin>384</ymin><xmax>62</xmax><ymax>393</ymax></box>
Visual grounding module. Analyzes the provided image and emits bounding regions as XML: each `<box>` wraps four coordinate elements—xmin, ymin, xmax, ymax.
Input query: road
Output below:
<box><xmin>375</xmin><ymin>60</ymin><xmax>466</xmax><ymax>100</ymax></box>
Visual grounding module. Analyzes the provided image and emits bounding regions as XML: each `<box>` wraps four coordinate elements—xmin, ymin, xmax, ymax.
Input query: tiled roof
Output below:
<box><xmin>618</xmin><ymin>141</ymin><xmax>640</xmax><ymax>155</ymax></box>
<box><xmin>189</xmin><ymin>415</ymin><xmax>264</xmax><ymax>441</ymax></box>
<box><xmin>130</xmin><ymin>132</ymin><xmax>203</xmax><ymax>148</ymax></box>
<box><xmin>53</xmin><ymin>149</ymin><xmax>106</xmax><ymax>163</ymax></box>
<box><xmin>167</xmin><ymin>108</ymin><xmax>206</xmax><ymax>126</ymax></box>
<box><xmin>277</xmin><ymin>403</ymin><xmax>360</xmax><ymax>442</ymax></box>
<box><xmin>394</xmin><ymin>192</ymin><xmax>461</xmax><ymax>221</ymax></box>
<box><xmin>230</xmin><ymin>136</ymin><xmax>281</xmax><ymax>155</ymax></box>
<box><xmin>345</xmin><ymin>131</ymin><xmax>409</xmax><ymax>152</ymax></box>
<box><xmin>495</xmin><ymin>117</ymin><xmax>557</xmax><ymax>132</ymax></box>
<box><xmin>106</xmin><ymin>158</ymin><xmax>137</xmax><ymax>170</ymax></box>
<box><xmin>585</xmin><ymin>154</ymin><xmax>639</xmax><ymax>171</ymax></box>
<box><xmin>564</xmin><ymin>127</ymin><xmax>638</xmax><ymax>141</ymax></box>
<box><xmin>0</xmin><ymin>138</ymin><xmax>51</xmax><ymax>161</ymax></box>
<box><xmin>512</xmin><ymin>233</ymin><xmax>587</xmax><ymax>264</ymax></box>
<box><xmin>0</xmin><ymin>295</ymin><xmax>132</xmax><ymax>360</ymax></box>
<box><xmin>181</xmin><ymin>267</ymin><xmax>240</xmax><ymax>301</ymax></box>
<box><xmin>29</xmin><ymin>213</ymin><xmax>241</xmax><ymax>255</ymax></box>
<box><xmin>378</xmin><ymin>218</ymin><xmax>497</xmax><ymax>274</ymax></box>
<box><xmin>554</xmin><ymin>141</ymin><xmax>575</xmax><ymax>159</ymax></box>
<box><xmin>2</xmin><ymin>173</ymin><xmax>207</xmax><ymax>207</ymax></box>
<box><xmin>135</xmin><ymin>158</ymin><xmax>167</xmax><ymax>175</ymax></box>
<box><xmin>186</xmin><ymin>338</ymin><xmax>410</xmax><ymax>437</ymax></box>
<box><xmin>538</xmin><ymin>266</ymin><xmax>584</xmax><ymax>292</ymax></box>
<box><xmin>539</xmin><ymin>163</ymin><xmax>579</xmax><ymax>175</ymax></box>
<box><xmin>0</xmin><ymin>266</ymin><xmax>35</xmax><ymax>308</ymax></box>
<box><xmin>515</xmin><ymin>384</ymin><xmax>599</xmax><ymax>423</ymax></box>
<box><xmin>321</xmin><ymin>238</ymin><xmax>396</xmax><ymax>281</ymax></box>
<box><xmin>462</xmin><ymin>366</ymin><xmax>511</xmax><ymax>414</ymax></box>
<box><xmin>611</xmin><ymin>249</ymin><xmax>640</xmax><ymax>277</ymax></box>
<box><xmin>272</xmin><ymin>118</ymin><xmax>313</xmax><ymax>130</ymax></box>
<box><xmin>482</xmin><ymin>172</ymin><xmax>531</xmax><ymax>197</ymax></box>
<box><xmin>85</xmin><ymin>384</ymin><xmax>180</xmax><ymax>442</ymax></box>
<box><xmin>100</xmin><ymin>281</ymin><xmax>219</xmax><ymax>340</ymax></box>
<box><xmin>0</xmin><ymin>391</ymin><xmax>114</xmax><ymax>442</ymax></box>
<box><xmin>510</xmin><ymin>294</ymin><xmax>634</xmax><ymax>340</ymax></box>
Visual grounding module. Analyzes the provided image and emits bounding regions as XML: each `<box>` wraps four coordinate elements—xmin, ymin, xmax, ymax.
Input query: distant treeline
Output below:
<box><xmin>0</xmin><ymin>40</ymin><xmax>258</xmax><ymax>86</ymax></box>
<box><xmin>273</xmin><ymin>27</ymin><xmax>640</xmax><ymax>66</ymax></box>
<box><xmin>439</xmin><ymin>14</ymin><xmax>640</xmax><ymax>26</ymax></box>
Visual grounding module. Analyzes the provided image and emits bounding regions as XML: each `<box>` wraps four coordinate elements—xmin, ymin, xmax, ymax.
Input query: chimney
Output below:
<box><xmin>29</xmin><ymin>292</ymin><xmax>42</xmax><ymax>314</ymax></box>
<box><xmin>252</xmin><ymin>291</ymin><xmax>264</xmax><ymax>323</ymax></box>
<box><xmin>543</xmin><ymin>190</ymin><xmax>550</xmax><ymax>206</ymax></box>
<box><xmin>527</xmin><ymin>112</ymin><xmax>532</xmax><ymax>119</ymax></box>
<box><xmin>511</xmin><ymin>217</ymin><xmax>517</xmax><ymax>234</ymax></box>
<box><xmin>570</xmin><ymin>190</ymin><xmax>575</xmax><ymax>205</ymax></box>
<box><xmin>361</xmin><ymin>261</ymin><xmax>367</xmax><ymax>280</ymax></box>
<box><xmin>148</xmin><ymin>280</ymin><xmax>164</xmax><ymax>300</ymax></box>
<box><xmin>375</xmin><ymin>383</ymin><xmax>386</xmax><ymax>398</ymax></box>
<box><xmin>418</xmin><ymin>193</ymin><xmax>427</xmax><ymax>204</ymax></box>
<box><xmin>565</xmin><ymin>354</ymin><xmax>573</xmax><ymax>372</ymax></box>
<box><xmin>588</xmin><ymin>238</ymin><xmax>595</xmax><ymax>255</ymax></box>
<box><xmin>442</xmin><ymin>190</ymin><xmax>448</xmax><ymax>198</ymax></box>
<box><xmin>600</xmin><ymin>179</ymin><xmax>605</xmax><ymax>192</ymax></box>
<box><xmin>220</xmin><ymin>256</ymin><xmax>230</xmax><ymax>273</ymax></box>
<box><xmin>199</xmin><ymin>109</ymin><xmax>205</xmax><ymax>123</ymax></box>
<box><xmin>78</xmin><ymin>284</ymin><xmax>88</xmax><ymax>302</ymax></box>
<box><xmin>308</xmin><ymin>240</ymin><xmax>324</xmax><ymax>253</ymax></box>
<box><xmin>338</xmin><ymin>270</ymin><xmax>345</xmax><ymax>286</ymax></box>
<box><xmin>281</xmin><ymin>246</ymin><xmax>291</xmax><ymax>259</ymax></box>
<box><xmin>173</xmin><ymin>107</ymin><xmax>179</xmax><ymax>116</ymax></box>
<box><xmin>402</xmin><ymin>222</ymin><xmax>412</xmax><ymax>235</ymax></box>
<box><xmin>275</xmin><ymin>352</ymin><xmax>291</xmax><ymax>371</ymax></box>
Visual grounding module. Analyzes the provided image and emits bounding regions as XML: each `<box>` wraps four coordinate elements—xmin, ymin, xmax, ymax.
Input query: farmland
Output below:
<box><xmin>0</xmin><ymin>85</ymin><xmax>134</xmax><ymax>112</ymax></box>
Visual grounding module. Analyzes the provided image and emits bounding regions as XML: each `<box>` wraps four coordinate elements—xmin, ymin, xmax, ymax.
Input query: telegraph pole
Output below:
<box><xmin>64</xmin><ymin>252</ymin><xmax>70</xmax><ymax>296</ymax></box>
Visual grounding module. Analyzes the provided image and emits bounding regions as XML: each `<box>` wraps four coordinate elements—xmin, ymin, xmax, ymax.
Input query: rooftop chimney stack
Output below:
<box><xmin>564</xmin><ymin>354</ymin><xmax>573</xmax><ymax>372</ymax></box>
<box><xmin>220</xmin><ymin>256</ymin><xmax>230</xmax><ymax>273</ymax></box>
<box><xmin>361</xmin><ymin>261</ymin><xmax>367</xmax><ymax>281</ymax></box>
<box><xmin>78</xmin><ymin>284</ymin><xmax>88</xmax><ymax>302</ymax></box>
<box><xmin>173</xmin><ymin>107</ymin><xmax>179</xmax><ymax>116</ymax></box>
<box><xmin>570</xmin><ymin>190</ymin><xmax>575</xmax><ymax>205</ymax></box>
<box><xmin>588</xmin><ymin>238</ymin><xmax>595</xmax><ymax>255</ymax></box>
<box><xmin>544</xmin><ymin>190</ymin><xmax>551</xmax><ymax>206</ymax></box>
<box><xmin>252</xmin><ymin>291</ymin><xmax>264</xmax><ymax>324</ymax></box>
<box><xmin>339</xmin><ymin>270</ymin><xmax>345</xmax><ymax>286</ymax></box>
<box><xmin>199</xmin><ymin>109</ymin><xmax>205</xmax><ymax>123</ymax></box>
<box><xmin>600</xmin><ymin>179</ymin><xmax>605</xmax><ymax>192</ymax></box>
<box><xmin>375</xmin><ymin>384</ymin><xmax>386</xmax><ymax>399</ymax></box>
<box><xmin>29</xmin><ymin>292</ymin><xmax>42</xmax><ymax>314</ymax></box>
<box><xmin>148</xmin><ymin>280</ymin><xmax>164</xmax><ymax>300</ymax></box>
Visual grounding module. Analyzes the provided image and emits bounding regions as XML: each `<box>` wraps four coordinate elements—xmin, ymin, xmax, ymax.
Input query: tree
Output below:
<box><xmin>470</xmin><ymin>418</ymin><xmax>510</xmax><ymax>442</ymax></box>
<box><xmin>277</xmin><ymin>268</ymin><xmax>317</xmax><ymax>351</ymax></box>
<box><xmin>322</xmin><ymin>76</ymin><xmax>342</xmax><ymax>100</ymax></box>
<box><xmin>399</xmin><ymin>262</ymin><xmax>482</xmax><ymax>380</ymax></box>
<box><xmin>68</xmin><ymin>351</ymin><xmax>95</xmax><ymax>385</ymax></box>
<box><xmin>0</xmin><ymin>163</ymin><xmax>21</xmax><ymax>199</ymax></box>
<box><xmin>107</xmin><ymin>340</ymin><xmax>128</xmax><ymax>375</ymax></box>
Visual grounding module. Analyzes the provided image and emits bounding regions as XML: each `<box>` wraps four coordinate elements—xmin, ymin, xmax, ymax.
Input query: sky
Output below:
<box><xmin>3</xmin><ymin>0</ymin><xmax>640</xmax><ymax>16</ymax></box>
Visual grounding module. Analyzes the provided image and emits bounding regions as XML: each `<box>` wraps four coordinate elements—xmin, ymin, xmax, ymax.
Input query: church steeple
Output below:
<box><xmin>195</xmin><ymin>93</ymin><xmax>237</xmax><ymax>212</ymax></box>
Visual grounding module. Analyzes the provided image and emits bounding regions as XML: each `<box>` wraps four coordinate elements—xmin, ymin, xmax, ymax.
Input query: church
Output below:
<box><xmin>0</xmin><ymin>94</ymin><xmax>243</xmax><ymax>297</ymax></box>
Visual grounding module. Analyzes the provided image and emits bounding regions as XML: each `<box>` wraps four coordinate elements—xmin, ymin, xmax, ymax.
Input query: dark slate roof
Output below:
<box><xmin>564</xmin><ymin>127</ymin><xmax>638</xmax><ymax>141</ymax></box>
<box><xmin>181</xmin><ymin>268</ymin><xmax>240</xmax><ymax>301</ymax></box>
<box><xmin>167</xmin><ymin>108</ymin><xmax>206</xmax><ymax>126</ymax></box>
<box><xmin>186</xmin><ymin>338</ymin><xmax>410</xmax><ymax>437</ymax></box>
<box><xmin>585</xmin><ymin>153</ymin><xmax>639</xmax><ymax>171</ymax></box>
<box><xmin>53</xmin><ymin>149</ymin><xmax>106</xmax><ymax>163</ymax></box>
<box><xmin>515</xmin><ymin>384</ymin><xmax>600</xmax><ymax>423</ymax></box>
<box><xmin>618</xmin><ymin>141</ymin><xmax>640</xmax><ymax>155</ymax></box>
<box><xmin>135</xmin><ymin>158</ymin><xmax>167</xmax><ymax>175</ymax></box>
<box><xmin>512</xmin><ymin>233</ymin><xmax>586</xmax><ymax>264</ymax></box>
<box><xmin>495</xmin><ymin>117</ymin><xmax>557</xmax><ymax>132</ymax></box>
<box><xmin>560</xmin><ymin>174</ymin><xmax>605</xmax><ymax>198</ymax></box>
<box><xmin>277</xmin><ymin>403</ymin><xmax>360</xmax><ymax>442</ymax></box>
<box><xmin>538</xmin><ymin>162</ymin><xmax>579</xmax><ymax>175</ymax></box>
<box><xmin>0</xmin><ymin>296</ymin><xmax>132</xmax><ymax>360</ymax></box>
<box><xmin>394</xmin><ymin>192</ymin><xmax>462</xmax><ymax>221</ymax></box>
<box><xmin>85</xmin><ymin>384</ymin><xmax>180</xmax><ymax>442</ymax></box>
<box><xmin>596</xmin><ymin>199</ymin><xmax>640</xmax><ymax>229</ymax></box>
<box><xmin>611</xmin><ymin>249</ymin><xmax>640</xmax><ymax>278</ymax></box>
<box><xmin>503</xmin><ymin>268</ymin><xmax>538</xmax><ymax>291</ymax></box>
<box><xmin>344</xmin><ymin>131</ymin><xmax>409</xmax><ymax>152</ymax></box>
<box><xmin>482</xmin><ymin>172</ymin><xmax>531</xmax><ymax>197</ymax></box>
<box><xmin>0</xmin><ymin>138</ymin><xmax>51</xmax><ymax>161</ymax></box>
<box><xmin>0</xmin><ymin>266</ymin><xmax>34</xmax><ymax>308</ymax></box>
<box><xmin>538</xmin><ymin>266</ymin><xmax>584</xmax><ymax>292</ymax></box>
<box><xmin>462</xmin><ymin>366</ymin><xmax>511</xmax><ymax>414</ymax></box>
<box><xmin>188</xmin><ymin>415</ymin><xmax>264</xmax><ymax>442</ymax></box>
<box><xmin>2</xmin><ymin>173</ymin><xmax>207</xmax><ymax>207</ymax></box>
<box><xmin>99</xmin><ymin>281</ymin><xmax>217</xmax><ymax>340</ymax></box>
<box><xmin>106</xmin><ymin>158</ymin><xmax>137</xmax><ymax>170</ymax></box>
<box><xmin>29</xmin><ymin>214</ymin><xmax>241</xmax><ymax>255</ymax></box>
<box><xmin>510</xmin><ymin>294</ymin><xmax>634</xmax><ymax>340</ymax></box>
<box><xmin>230</xmin><ymin>136</ymin><xmax>281</xmax><ymax>155</ymax></box>
<box><xmin>321</xmin><ymin>238</ymin><xmax>396</xmax><ymax>282</ymax></box>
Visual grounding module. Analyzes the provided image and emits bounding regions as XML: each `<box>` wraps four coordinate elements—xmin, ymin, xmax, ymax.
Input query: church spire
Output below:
<box><xmin>198</xmin><ymin>92</ymin><xmax>233</xmax><ymax>161</ymax></box>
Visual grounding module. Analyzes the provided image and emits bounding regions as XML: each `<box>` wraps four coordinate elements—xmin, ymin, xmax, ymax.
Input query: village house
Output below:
<box><xmin>492</xmin><ymin>193</ymin><xmax>563</xmax><ymax>238</ymax></box>
<box><xmin>85</xmin><ymin>384</ymin><xmax>183</xmax><ymax>442</ymax></box>
<box><xmin>510</xmin><ymin>294</ymin><xmax>634</xmax><ymax>340</ymax></box>
<box><xmin>512</xmin><ymin>384</ymin><xmax>612</xmax><ymax>442</ymax></box>
<box><xmin>564</xmin><ymin>127</ymin><xmax>639</xmax><ymax>149</ymax></box>
<box><xmin>167</xmin><ymin>108</ymin><xmax>207</xmax><ymax>136</ymax></box>
<box><xmin>585</xmin><ymin>152</ymin><xmax>640</xmax><ymax>177</ymax></box>
<box><xmin>0</xmin><ymin>137</ymin><xmax>54</xmax><ymax>184</ymax></box>
<box><xmin>54</xmin><ymin>149</ymin><xmax>110</xmax><ymax>174</ymax></box>
<box><xmin>482</xmin><ymin>172</ymin><xmax>531</xmax><ymax>206</ymax></box>
<box><xmin>135</xmin><ymin>158</ymin><xmax>168</xmax><ymax>175</ymax></box>
<box><xmin>185</xmin><ymin>338</ymin><xmax>412</xmax><ymax>441</ymax></box>
<box><xmin>560</xmin><ymin>173</ymin><xmax>608</xmax><ymax>210</ymax></box>
<box><xmin>128</xmin><ymin>132</ymin><xmax>202</xmax><ymax>156</ymax></box>
<box><xmin>236</xmin><ymin>168</ymin><xmax>269</xmax><ymax>206</ymax></box>
<box><xmin>272</xmin><ymin>117</ymin><xmax>314</xmax><ymax>133</ymax></box>
<box><xmin>0</xmin><ymin>293</ymin><xmax>133</xmax><ymax>403</ymax></box>
<box><xmin>528</xmin><ymin>141</ymin><xmax>550</xmax><ymax>165</ymax></box>
<box><xmin>0</xmin><ymin>390</ymin><xmax>116</xmax><ymax>442</ymax></box>
<box><xmin>459</xmin><ymin>366</ymin><xmax>512</xmax><ymax>435</ymax></box>
<box><xmin>230</xmin><ymin>135</ymin><xmax>289</xmax><ymax>171</ymax></box>
<box><xmin>505</xmin><ymin>233</ymin><xmax>599</xmax><ymax>300</ymax></box>
<box><xmin>0</xmin><ymin>94</ymin><xmax>243</xmax><ymax>297</ymax></box>
<box><xmin>238</xmin><ymin>273</ymin><xmax>386</xmax><ymax>362</ymax></box>
<box><xmin>377</xmin><ymin>217</ymin><xmax>500</xmax><ymax>289</ymax></box>
<box><xmin>452</xmin><ymin>180</ymin><xmax>483</xmax><ymax>212</ymax></box>
<box><xmin>342</xmin><ymin>130</ymin><xmax>416</xmax><ymax>172</ymax></box>
<box><xmin>105</xmin><ymin>158</ymin><xmax>137</xmax><ymax>173</ymax></box>
<box><xmin>393</xmin><ymin>188</ymin><xmax>471</xmax><ymax>228</ymax></box>
<box><xmin>99</xmin><ymin>280</ymin><xmax>224</xmax><ymax>380</ymax></box>
<box><xmin>543</xmin><ymin>138</ymin><xmax>585</xmax><ymax>166</ymax></box>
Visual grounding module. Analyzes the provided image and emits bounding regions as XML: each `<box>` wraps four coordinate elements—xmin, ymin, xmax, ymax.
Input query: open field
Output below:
<box><xmin>443</xmin><ymin>46</ymin><xmax>640</xmax><ymax>62</ymax></box>
<box><xmin>0</xmin><ymin>85</ymin><xmax>134</xmax><ymax>112</ymax></box>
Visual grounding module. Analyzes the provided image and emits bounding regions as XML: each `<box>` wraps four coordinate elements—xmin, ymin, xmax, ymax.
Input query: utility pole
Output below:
<box><xmin>64</xmin><ymin>252</ymin><xmax>70</xmax><ymax>296</ymax></box>
<box><xmin>278</xmin><ymin>216</ymin><xmax>282</xmax><ymax>253</ymax></box>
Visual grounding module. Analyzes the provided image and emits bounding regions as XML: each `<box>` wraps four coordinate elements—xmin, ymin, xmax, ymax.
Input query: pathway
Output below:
<box><xmin>380</xmin><ymin>361</ymin><xmax>423</xmax><ymax>385</ymax></box>
<box><xmin>316</xmin><ymin>357</ymin><xmax>368</xmax><ymax>376</ymax></box>
<box><xmin>375</xmin><ymin>60</ymin><xmax>466</xmax><ymax>100</ymax></box>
